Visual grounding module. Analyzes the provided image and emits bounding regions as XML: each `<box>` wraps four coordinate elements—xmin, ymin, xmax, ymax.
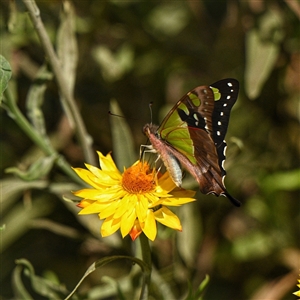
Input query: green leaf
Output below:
<box><xmin>12</xmin><ymin>263</ymin><xmax>33</xmax><ymax>300</ymax></box>
<box><xmin>13</xmin><ymin>259</ymin><xmax>69</xmax><ymax>300</ymax></box>
<box><xmin>177</xmin><ymin>203</ymin><xmax>202</xmax><ymax>267</ymax></box>
<box><xmin>1</xmin><ymin>178</ymin><xmax>49</xmax><ymax>212</ymax></box>
<box><xmin>5</xmin><ymin>155</ymin><xmax>57</xmax><ymax>181</ymax></box>
<box><xmin>65</xmin><ymin>255</ymin><xmax>150</xmax><ymax>300</ymax></box>
<box><xmin>26</xmin><ymin>64</ymin><xmax>53</xmax><ymax>137</ymax></box>
<box><xmin>186</xmin><ymin>275</ymin><xmax>210</xmax><ymax>300</ymax></box>
<box><xmin>1</xmin><ymin>197</ymin><xmax>54</xmax><ymax>253</ymax></box>
<box><xmin>232</xmin><ymin>231</ymin><xmax>274</xmax><ymax>260</ymax></box>
<box><xmin>146</xmin><ymin>3</ymin><xmax>190</xmax><ymax>37</ymax></box>
<box><xmin>0</xmin><ymin>55</ymin><xmax>12</xmax><ymax>104</ymax></box>
<box><xmin>109</xmin><ymin>99</ymin><xmax>136</xmax><ymax>169</ymax></box>
<box><xmin>101</xmin><ymin>276</ymin><xmax>127</xmax><ymax>300</ymax></box>
<box><xmin>245</xmin><ymin>9</ymin><xmax>284</xmax><ymax>99</ymax></box>
<box><xmin>57</xmin><ymin>0</ymin><xmax>78</xmax><ymax>127</ymax></box>
<box><xmin>57</xmin><ymin>0</ymin><xmax>78</xmax><ymax>93</ymax></box>
<box><xmin>93</xmin><ymin>44</ymin><xmax>134</xmax><ymax>82</ymax></box>
<box><xmin>196</xmin><ymin>275</ymin><xmax>210</xmax><ymax>300</ymax></box>
<box><xmin>260</xmin><ymin>169</ymin><xmax>300</xmax><ymax>193</ymax></box>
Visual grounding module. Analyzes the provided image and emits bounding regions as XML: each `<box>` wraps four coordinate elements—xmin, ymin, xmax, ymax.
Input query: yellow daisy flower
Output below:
<box><xmin>72</xmin><ymin>151</ymin><xmax>196</xmax><ymax>241</ymax></box>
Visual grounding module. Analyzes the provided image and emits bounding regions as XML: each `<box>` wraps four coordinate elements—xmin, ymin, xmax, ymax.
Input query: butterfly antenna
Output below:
<box><xmin>149</xmin><ymin>101</ymin><xmax>153</xmax><ymax>125</ymax></box>
<box><xmin>108</xmin><ymin>111</ymin><xmax>127</xmax><ymax>119</ymax></box>
<box><xmin>109</xmin><ymin>111</ymin><xmax>143</xmax><ymax>122</ymax></box>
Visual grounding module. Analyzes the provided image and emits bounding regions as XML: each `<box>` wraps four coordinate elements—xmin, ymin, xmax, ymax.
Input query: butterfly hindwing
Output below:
<box><xmin>210</xmin><ymin>79</ymin><xmax>239</xmax><ymax>177</ymax></box>
<box><xmin>210</xmin><ymin>79</ymin><xmax>239</xmax><ymax>145</ymax></box>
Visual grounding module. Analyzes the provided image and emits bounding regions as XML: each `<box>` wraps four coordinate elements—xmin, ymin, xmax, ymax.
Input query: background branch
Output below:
<box><xmin>22</xmin><ymin>0</ymin><xmax>95</xmax><ymax>165</ymax></box>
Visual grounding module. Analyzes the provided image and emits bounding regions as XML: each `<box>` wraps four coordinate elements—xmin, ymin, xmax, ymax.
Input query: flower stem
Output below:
<box><xmin>139</xmin><ymin>233</ymin><xmax>152</xmax><ymax>300</ymax></box>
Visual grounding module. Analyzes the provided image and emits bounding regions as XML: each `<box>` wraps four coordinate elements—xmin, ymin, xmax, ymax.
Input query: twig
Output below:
<box><xmin>3</xmin><ymin>87</ymin><xmax>85</xmax><ymax>185</ymax></box>
<box><xmin>22</xmin><ymin>0</ymin><xmax>95</xmax><ymax>165</ymax></box>
<box><xmin>284</xmin><ymin>0</ymin><xmax>300</xmax><ymax>20</ymax></box>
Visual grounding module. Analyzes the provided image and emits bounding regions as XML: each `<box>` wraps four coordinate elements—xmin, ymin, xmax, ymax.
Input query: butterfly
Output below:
<box><xmin>143</xmin><ymin>78</ymin><xmax>240</xmax><ymax>206</ymax></box>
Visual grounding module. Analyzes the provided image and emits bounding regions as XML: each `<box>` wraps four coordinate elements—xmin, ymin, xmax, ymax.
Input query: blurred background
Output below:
<box><xmin>1</xmin><ymin>0</ymin><xmax>299</xmax><ymax>299</ymax></box>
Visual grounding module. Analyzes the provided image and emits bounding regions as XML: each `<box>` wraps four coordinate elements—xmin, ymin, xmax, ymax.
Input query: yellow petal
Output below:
<box><xmin>78</xmin><ymin>201</ymin><xmax>108</xmax><ymax>214</ymax></box>
<box><xmin>120</xmin><ymin>208</ymin><xmax>136</xmax><ymax>238</ymax></box>
<box><xmin>77</xmin><ymin>199</ymin><xmax>93</xmax><ymax>208</ymax></box>
<box><xmin>148</xmin><ymin>199</ymin><xmax>164</xmax><ymax>208</ymax></box>
<box><xmin>154</xmin><ymin>206</ymin><xmax>182</xmax><ymax>231</ymax></box>
<box><xmin>161</xmin><ymin>197</ymin><xmax>196</xmax><ymax>206</ymax></box>
<box><xmin>136</xmin><ymin>195</ymin><xmax>148</xmax><ymax>222</ymax></box>
<box><xmin>72</xmin><ymin>168</ymin><xmax>104</xmax><ymax>189</ymax></box>
<box><xmin>143</xmin><ymin>193</ymin><xmax>160</xmax><ymax>205</ymax></box>
<box><xmin>84</xmin><ymin>164</ymin><xmax>103</xmax><ymax>178</ymax></box>
<box><xmin>143</xmin><ymin>210</ymin><xmax>157</xmax><ymax>241</ymax></box>
<box><xmin>157</xmin><ymin>172</ymin><xmax>177</xmax><ymax>192</ymax></box>
<box><xmin>74</xmin><ymin>187</ymin><xmax>127</xmax><ymax>202</ymax></box>
<box><xmin>99</xmin><ymin>200</ymin><xmax>121</xmax><ymax>219</ymax></box>
<box><xmin>73</xmin><ymin>188</ymin><xmax>105</xmax><ymax>199</ymax></box>
<box><xmin>113</xmin><ymin>194</ymin><xmax>134</xmax><ymax>219</ymax></box>
<box><xmin>97</xmin><ymin>151</ymin><xmax>119</xmax><ymax>172</ymax></box>
<box><xmin>85</xmin><ymin>164</ymin><xmax>120</xmax><ymax>182</ymax></box>
<box><xmin>101</xmin><ymin>216</ymin><xmax>121</xmax><ymax>237</ymax></box>
<box><xmin>88</xmin><ymin>171</ymin><xmax>120</xmax><ymax>186</ymax></box>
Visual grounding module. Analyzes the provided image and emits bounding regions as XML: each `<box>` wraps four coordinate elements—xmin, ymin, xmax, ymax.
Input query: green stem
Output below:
<box><xmin>22</xmin><ymin>0</ymin><xmax>95</xmax><ymax>165</ymax></box>
<box><xmin>139</xmin><ymin>233</ymin><xmax>152</xmax><ymax>300</ymax></box>
<box><xmin>3</xmin><ymin>88</ymin><xmax>84</xmax><ymax>185</ymax></box>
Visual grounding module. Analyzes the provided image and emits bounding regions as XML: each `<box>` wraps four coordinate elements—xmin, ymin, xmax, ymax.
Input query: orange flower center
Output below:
<box><xmin>122</xmin><ymin>162</ymin><xmax>155</xmax><ymax>194</ymax></box>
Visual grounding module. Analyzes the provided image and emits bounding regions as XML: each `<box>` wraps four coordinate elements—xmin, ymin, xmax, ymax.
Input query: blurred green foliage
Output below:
<box><xmin>0</xmin><ymin>0</ymin><xmax>299</xmax><ymax>299</ymax></box>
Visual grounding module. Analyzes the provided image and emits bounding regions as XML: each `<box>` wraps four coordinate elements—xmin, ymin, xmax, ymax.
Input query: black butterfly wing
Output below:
<box><xmin>210</xmin><ymin>79</ymin><xmax>239</xmax><ymax>177</ymax></box>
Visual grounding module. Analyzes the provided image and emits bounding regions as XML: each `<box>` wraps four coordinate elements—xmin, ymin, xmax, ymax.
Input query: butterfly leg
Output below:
<box><xmin>140</xmin><ymin>144</ymin><xmax>164</xmax><ymax>169</ymax></box>
<box><xmin>140</xmin><ymin>144</ymin><xmax>158</xmax><ymax>163</ymax></box>
<box><xmin>140</xmin><ymin>144</ymin><xmax>164</xmax><ymax>182</ymax></box>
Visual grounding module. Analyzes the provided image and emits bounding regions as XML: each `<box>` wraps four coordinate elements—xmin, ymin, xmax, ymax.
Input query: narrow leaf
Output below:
<box><xmin>12</xmin><ymin>263</ymin><xmax>34</xmax><ymax>300</ymax></box>
<box><xmin>196</xmin><ymin>274</ymin><xmax>210</xmax><ymax>299</ymax></box>
<box><xmin>65</xmin><ymin>255</ymin><xmax>149</xmax><ymax>300</ymax></box>
<box><xmin>14</xmin><ymin>259</ymin><xmax>68</xmax><ymax>299</ymax></box>
<box><xmin>57</xmin><ymin>0</ymin><xmax>78</xmax><ymax>127</ymax></box>
<box><xmin>5</xmin><ymin>155</ymin><xmax>57</xmax><ymax>181</ymax></box>
<box><xmin>245</xmin><ymin>9</ymin><xmax>284</xmax><ymax>99</ymax></box>
<box><xmin>109</xmin><ymin>99</ymin><xmax>136</xmax><ymax>169</ymax></box>
<box><xmin>26</xmin><ymin>64</ymin><xmax>53</xmax><ymax>137</ymax></box>
<box><xmin>1</xmin><ymin>178</ymin><xmax>48</xmax><ymax>212</ymax></box>
<box><xmin>0</xmin><ymin>55</ymin><xmax>12</xmax><ymax>104</ymax></box>
<box><xmin>1</xmin><ymin>197</ymin><xmax>54</xmax><ymax>253</ymax></box>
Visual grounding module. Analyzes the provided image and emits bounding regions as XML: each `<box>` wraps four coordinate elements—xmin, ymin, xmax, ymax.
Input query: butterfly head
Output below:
<box><xmin>143</xmin><ymin>123</ymin><xmax>159</xmax><ymax>138</ymax></box>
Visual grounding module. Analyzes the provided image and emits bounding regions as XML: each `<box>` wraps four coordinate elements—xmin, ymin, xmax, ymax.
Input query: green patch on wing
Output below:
<box><xmin>159</xmin><ymin>109</ymin><xmax>196</xmax><ymax>165</ymax></box>
<box><xmin>211</xmin><ymin>87</ymin><xmax>221</xmax><ymax>101</ymax></box>
<box><xmin>188</xmin><ymin>92</ymin><xmax>201</xmax><ymax>106</ymax></box>
<box><xmin>177</xmin><ymin>102</ymin><xmax>189</xmax><ymax>115</ymax></box>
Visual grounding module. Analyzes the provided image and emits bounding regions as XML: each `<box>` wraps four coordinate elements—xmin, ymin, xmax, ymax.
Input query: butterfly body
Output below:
<box><xmin>143</xmin><ymin>79</ymin><xmax>240</xmax><ymax>206</ymax></box>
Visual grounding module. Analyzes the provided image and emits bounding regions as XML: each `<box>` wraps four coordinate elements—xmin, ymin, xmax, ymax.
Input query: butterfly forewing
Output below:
<box><xmin>157</xmin><ymin>86</ymin><xmax>215</xmax><ymax>164</ymax></box>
